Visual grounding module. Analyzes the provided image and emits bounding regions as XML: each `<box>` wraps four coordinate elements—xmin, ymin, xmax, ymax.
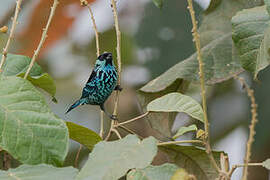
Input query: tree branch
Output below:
<box><xmin>0</xmin><ymin>0</ymin><xmax>23</xmax><ymax>72</ymax></box>
<box><xmin>24</xmin><ymin>0</ymin><xmax>59</xmax><ymax>79</ymax></box>
<box><xmin>186</xmin><ymin>0</ymin><xmax>220</xmax><ymax>173</ymax></box>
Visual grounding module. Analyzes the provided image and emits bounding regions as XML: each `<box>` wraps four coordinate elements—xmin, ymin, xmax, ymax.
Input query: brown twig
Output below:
<box><xmin>186</xmin><ymin>0</ymin><xmax>220</xmax><ymax>173</ymax></box>
<box><xmin>234</xmin><ymin>76</ymin><xmax>258</xmax><ymax>180</ymax></box>
<box><xmin>157</xmin><ymin>140</ymin><xmax>204</xmax><ymax>146</ymax></box>
<box><xmin>0</xmin><ymin>0</ymin><xmax>23</xmax><ymax>72</ymax></box>
<box><xmin>24</xmin><ymin>0</ymin><xmax>59</xmax><ymax>79</ymax></box>
<box><xmin>0</xmin><ymin>0</ymin><xmax>29</xmax><ymax>27</ymax></box>
<box><xmin>80</xmin><ymin>0</ymin><xmax>103</xmax><ymax>139</ymax></box>
<box><xmin>105</xmin><ymin>0</ymin><xmax>122</xmax><ymax>141</ymax></box>
<box><xmin>228</xmin><ymin>163</ymin><xmax>262</xmax><ymax>178</ymax></box>
<box><xmin>117</xmin><ymin>124</ymin><xmax>144</xmax><ymax>139</ymax></box>
<box><xmin>74</xmin><ymin>144</ymin><xmax>83</xmax><ymax>168</ymax></box>
<box><xmin>115</xmin><ymin>112</ymin><xmax>149</xmax><ymax>127</ymax></box>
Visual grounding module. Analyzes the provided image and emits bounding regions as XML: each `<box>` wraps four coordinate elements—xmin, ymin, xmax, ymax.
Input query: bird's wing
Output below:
<box><xmin>87</xmin><ymin>69</ymin><xmax>97</xmax><ymax>83</ymax></box>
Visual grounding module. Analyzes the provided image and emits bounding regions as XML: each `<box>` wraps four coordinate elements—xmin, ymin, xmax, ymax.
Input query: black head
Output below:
<box><xmin>98</xmin><ymin>52</ymin><xmax>113</xmax><ymax>65</ymax></box>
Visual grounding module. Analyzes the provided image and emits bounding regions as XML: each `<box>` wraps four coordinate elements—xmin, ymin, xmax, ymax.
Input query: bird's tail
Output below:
<box><xmin>66</xmin><ymin>99</ymin><xmax>85</xmax><ymax>114</ymax></box>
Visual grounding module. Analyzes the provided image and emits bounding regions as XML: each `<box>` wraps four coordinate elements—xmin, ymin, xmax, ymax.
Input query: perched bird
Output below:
<box><xmin>66</xmin><ymin>52</ymin><xmax>121</xmax><ymax>119</ymax></box>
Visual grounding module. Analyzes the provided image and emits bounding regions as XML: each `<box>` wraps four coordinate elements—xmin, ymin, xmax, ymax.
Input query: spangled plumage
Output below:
<box><xmin>66</xmin><ymin>52</ymin><xmax>118</xmax><ymax>118</ymax></box>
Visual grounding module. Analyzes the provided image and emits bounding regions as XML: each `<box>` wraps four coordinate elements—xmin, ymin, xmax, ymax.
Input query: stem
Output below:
<box><xmin>74</xmin><ymin>144</ymin><xmax>83</xmax><ymax>168</ymax></box>
<box><xmin>86</xmin><ymin>4</ymin><xmax>100</xmax><ymax>57</ymax></box>
<box><xmin>234</xmin><ymin>77</ymin><xmax>258</xmax><ymax>180</ymax></box>
<box><xmin>104</xmin><ymin>0</ymin><xmax>122</xmax><ymax>141</ymax></box>
<box><xmin>0</xmin><ymin>0</ymin><xmax>23</xmax><ymax>72</ymax></box>
<box><xmin>115</xmin><ymin>112</ymin><xmax>149</xmax><ymax>127</ymax></box>
<box><xmin>112</xmin><ymin>128</ymin><xmax>122</xmax><ymax>139</ymax></box>
<box><xmin>228</xmin><ymin>163</ymin><xmax>262</xmax><ymax>178</ymax></box>
<box><xmin>158</xmin><ymin>140</ymin><xmax>204</xmax><ymax>146</ymax></box>
<box><xmin>24</xmin><ymin>0</ymin><xmax>59</xmax><ymax>79</ymax></box>
<box><xmin>80</xmin><ymin>0</ymin><xmax>103</xmax><ymax>139</ymax></box>
<box><xmin>111</xmin><ymin>0</ymin><xmax>122</xmax><ymax>117</ymax></box>
<box><xmin>117</xmin><ymin>125</ymin><xmax>144</xmax><ymax>139</ymax></box>
<box><xmin>186</xmin><ymin>0</ymin><xmax>220</xmax><ymax>172</ymax></box>
<box><xmin>99</xmin><ymin>111</ymin><xmax>104</xmax><ymax>138</ymax></box>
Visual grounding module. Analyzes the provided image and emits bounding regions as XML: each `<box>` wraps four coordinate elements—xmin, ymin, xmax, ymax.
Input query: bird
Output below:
<box><xmin>66</xmin><ymin>52</ymin><xmax>121</xmax><ymax>120</ymax></box>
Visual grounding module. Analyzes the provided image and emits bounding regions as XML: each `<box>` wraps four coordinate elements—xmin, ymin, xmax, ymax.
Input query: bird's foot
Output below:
<box><xmin>110</xmin><ymin>115</ymin><xmax>118</xmax><ymax>121</ymax></box>
<box><xmin>115</xmin><ymin>85</ymin><xmax>123</xmax><ymax>91</ymax></box>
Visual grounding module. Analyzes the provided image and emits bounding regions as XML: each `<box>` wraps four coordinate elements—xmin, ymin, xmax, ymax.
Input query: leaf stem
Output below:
<box><xmin>228</xmin><ymin>163</ymin><xmax>262</xmax><ymax>178</ymax></box>
<box><xmin>234</xmin><ymin>76</ymin><xmax>258</xmax><ymax>180</ymax></box>
<box><xmin>115</xmin><ymin>112</ymin><xmax>149</xmax><ymax>127</ymax></box>
<box><xmin>157</xmin><ymin>140</ymin><xmax>204</xmax><ymax>146</ymax></box>
<box><xmin>0</xmin><ymin>0</ymin><xmax>23</xmax><ymax>72</ymax></box>
<box><xmin>186</xmin><ymin>0</ymin><xmax>220</xmax><ymax>172</ymax></box>
<box><xmin>24</xmin><ymin>0</ymin><xmax>59</xmax><ymax>79</ymax></box>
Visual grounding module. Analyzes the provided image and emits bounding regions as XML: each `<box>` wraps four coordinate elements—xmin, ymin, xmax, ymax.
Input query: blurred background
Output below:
<box><xmin>0</xmin><ymin>0</ymin><xmax>269</xmax><ymax>179</ymax></box>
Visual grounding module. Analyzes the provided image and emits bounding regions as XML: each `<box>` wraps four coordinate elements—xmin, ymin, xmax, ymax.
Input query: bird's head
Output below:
<box><xmin>96</xmin><ymin>52</ymin><xmax>113</xmax><ymax>67</ymax></box>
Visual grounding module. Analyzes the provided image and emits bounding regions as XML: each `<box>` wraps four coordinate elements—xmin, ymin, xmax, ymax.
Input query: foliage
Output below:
<box><xmin>0</xmin><ymin>76</ymin><xmax>68</xmax><ymax>166</ymax></box>
<box><xmin>0</xmin><ymin>0</ymin><xmax>269</xmax><ymax>179</ymax></box>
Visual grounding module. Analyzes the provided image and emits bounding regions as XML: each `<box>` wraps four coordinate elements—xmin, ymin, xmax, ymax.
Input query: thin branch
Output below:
<box><xmin>74</xmin><ymin>144</ymin><xmax>83</xmax><ymax>168</ymax></box>
<box><xmin>104</xmin><ymin>0</ymin><xmax>122</xmax><ymax>141</ymax></box>
<box><xmin>115</xmin><ymin>112</ymin><xmax>149</xmax><ymax>127</ymax></box>
<box><xmin>99</xmin><ymin>111</ymin><xmax>104</xmax><ymax>138</ymax></box>
<box><xmin>112</xmin><ymin>128</ymin><xmax>122</xmax><ymax>139</ymax></box>
<box><xmin>234</xmin><ymin>76</ymin><xmax>258</xmax><ymax>180</ymax></box>
<box><xmin>0</xmin><ymin>0</ymin><xmax>23</xmax><ymax>72</ymax></box>
<box><xmin>117</xmin><ymin>124</ymin><xmax>144</xmax><ymax>139</ymax></box>
<box><xmin>80</xmin><ymin>0</ymin><xmax>103</xmax><ymax>139</ymax></box>
<box><xmin>228</xmin><ymin>163</ymin><xmax>262</xmax><ymax>178</ymax></box>
<box><xmin>0</xmin><ymin>0</ymin><xmax>29</xmax><ymax>27</ymax></box>
<box><xmin>157</xmin><ymin>140</ymin><xmax>204</xmax><ymax>146</ymax></box>
<box><xmin>24</xmin><ymin>0</ymin><xmax>59</xmax><ymax>79</ymax></box>
<box><xmin>186</xmin><ymin>0</ymin><xmax>220</xmax><ymax>172</ymax></box>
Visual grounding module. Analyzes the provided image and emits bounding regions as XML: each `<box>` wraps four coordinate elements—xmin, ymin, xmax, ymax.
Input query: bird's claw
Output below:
<box><xmin>115</xmin><ymin>85</ymin><xmax>123</xmax><ymax>91</ymax></box>
<box><xmin>110</xmin><ymin>115</ymin><xmax>118</xmax><ymax>121</ymax></box>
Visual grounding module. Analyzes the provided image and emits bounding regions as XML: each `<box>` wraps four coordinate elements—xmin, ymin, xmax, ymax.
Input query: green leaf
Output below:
<box><xmin>127</xmin><ymin>164</ymin><xmax>179</xmax><ymax>180</ymax></box>
<box><xmin>147</xmin><ymin>93</ymin><xmax>204</xmax><ymax>123</ymax></box>
<box><xmin>152</xmin><ymin>0</ymin><xmax>163</xmax><ymax>9</ymax></box>
<box><xmin>173</xmin><ymin>124</ymin><xmax>198</xmax><ymax>139</ymax></box>
<box><xmin>232</xmin><ymin>6</ymin><xmax>270</xmax><ymax>77</ymax></box>
<box><xmin>66</xmin><ymin>122</ymin><xmax>102</xmax><ymax>150</ymax></box>
<box><xmin>262</xmin><ymin>159</ymin><xmax>270</xmax><ymax>170</ymax></box>
<box><xmin>1</xmin><ymin>53</ymin><xmax>56</xmax><ymax>98</ymax></box>
<box><xmin>0</xmin><ymin>164</ymin><xmax>78</xmax><ymax>180</ymax></box>
<box><xmin>76</xmin><ymin>135</ymin><xmax>158</xmax><ymax>180</ymax></box>
<box><xmin>140</xmin><ymin>33</ymin><xmax>243</xmax><ymax>93</ymax></box>
<box><xmin>159</xmin><ymin>145</ymin><xmax>224</xmax><ymax>180</ymax></box>
<box><xmin>138</xmin><ymin>80</ymin><xmax>189</xmax><ymax>139</ymax></box>
<box><xmin>0</xmin><ymin>76</ymin><xmax>68</xmax><ymax>165</ymax></box>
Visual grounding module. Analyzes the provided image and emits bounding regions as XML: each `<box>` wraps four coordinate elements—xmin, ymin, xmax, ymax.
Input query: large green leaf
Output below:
<box><xmin>0</xmin><ymin>76</ymin><xmax>68</xmax><ymax>165</ymax></box>
<box><xmin>2</xmin><ymin>53</ymin><xmax>56</xmax><ymax>98</ymax></box>
<box><xmin>147</xmin><ymin>93</ymin><xmax>204</xmax><ymax>123</ymax></box>
<box><xmin>76</xmin><ymin>135</ymin><xmax>157</xmax><ymax>180</ymax></box>
<box><xmin>159</xmin><ymin>145</ymin><xmax>223</xmax><ymax>180</ymax></box>
<box><xmin>0</xmin><ymin>164</ymin><xmax>78</xmax><ymax>180</ymax></box>
<box><xmin>138</xmin><ymin>80</ymin><xmax>188</xmax><ymax>139</ymax></box>
<box><xmin>127</xmin><ymin>163</ymin><xmax>179</xmax><ymax>180</ymax></box>
<box><xmin>66</xmin><ymin>122</ymin><xmax>102</xmax><ymax>150</ymax></box>
<box><xmin>232</xmin><ymin>5</ymin><xmax>270</xmax><ymax>78</ymax></box>
<box><xmin>140</xmin><ymin>33</ymin><xmax>242</xmax><ymax>93</ymax></box>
